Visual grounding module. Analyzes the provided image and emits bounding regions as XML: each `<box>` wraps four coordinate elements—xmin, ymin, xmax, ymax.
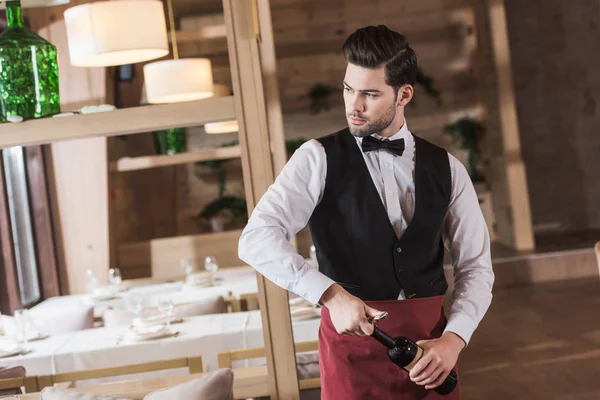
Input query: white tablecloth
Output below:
<box><xmin>0</xmin><ymin>309</ymin><xmax>320</xmax><ymax>378</ymax></box>
<box><xmin>0</xmin><ymin>333</ymin><xmax>74</xmax><ymax>375</ymax></box>
<box><xmin>52</xmin><ymin>310</ymin><xmax>320</xmax><ymax>374</ymax></box>
<box><xmin>31</xmin><ymin>267</ymin><xmax>260</xmax><ymax>319</ymax></box>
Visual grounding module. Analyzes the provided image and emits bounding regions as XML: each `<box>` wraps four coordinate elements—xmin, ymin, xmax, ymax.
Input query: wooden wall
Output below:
<box><xmin>31</xmin><ymin>0</ymin><xmax>526</xmax><ymax>280</ymax></box>
<box><xmin>104</xmin><ymin>0</ymin><xmax>499</xmax><ymax>279</ymax></box>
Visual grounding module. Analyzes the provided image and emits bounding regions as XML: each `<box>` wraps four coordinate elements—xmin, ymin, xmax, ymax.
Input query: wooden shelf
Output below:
<box><xmin>0</xmin><ymin>96</ymin><xmax>235</xmax><ymax>149</ymax></box>
<box><xmin>110</xmin><ymin>145</ymin><xmax>242</xmax><ymax>172</ymax></box>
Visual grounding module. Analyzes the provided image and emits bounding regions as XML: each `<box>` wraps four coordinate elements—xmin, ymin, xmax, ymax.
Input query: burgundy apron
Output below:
<box><xmin>319</xmin><ymin>295</ymin><xmax>460</xmax><ymax>400</ymax></box>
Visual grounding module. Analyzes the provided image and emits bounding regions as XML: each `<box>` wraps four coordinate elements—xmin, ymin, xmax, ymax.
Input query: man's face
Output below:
<box><xmin>343</xmin><ymin>63</ymin><xmax>398</xmax><ymax>137</ymax></box>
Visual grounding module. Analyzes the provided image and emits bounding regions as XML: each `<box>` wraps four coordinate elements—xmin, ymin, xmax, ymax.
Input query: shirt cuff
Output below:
<box><xmin>443</xmin><ymin>312</ymin><xmax>477</xmax><ymax>346</ymax></box>
<box><xmin>293</xmin><ymin>264</ymin><xmax>335</xmax><ymax>305</ymax></box>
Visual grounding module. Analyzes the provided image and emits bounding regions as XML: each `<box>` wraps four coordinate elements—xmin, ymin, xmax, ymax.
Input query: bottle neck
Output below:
<box><xmin>371</xmin><ymin>326</ymin><xmax>397</xmax><ymax>349</ymax></box>
<box><xmin>6</xmin><ymin>1</ymin><xmax>24</xmax><ymax>29</ymax></box>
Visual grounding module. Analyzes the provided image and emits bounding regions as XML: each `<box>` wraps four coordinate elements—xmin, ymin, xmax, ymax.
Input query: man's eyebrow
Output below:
<box><xmin>343</xmin><ymin>81</ymin><xmax>383</xmax><ymax>94</ymax></box>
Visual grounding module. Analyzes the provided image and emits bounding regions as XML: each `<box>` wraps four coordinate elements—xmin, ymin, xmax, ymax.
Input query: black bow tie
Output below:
<box><xmin>361</xmin><ymin>136</ymin><xmax>405</xmax><ymax>157</ymax></box>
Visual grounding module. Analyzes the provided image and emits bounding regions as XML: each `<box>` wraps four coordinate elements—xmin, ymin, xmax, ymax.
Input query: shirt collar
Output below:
<box><xmin>355</xmin><ymin>119</ymin><xmax>411</xmax><ymax>143</ymax></box>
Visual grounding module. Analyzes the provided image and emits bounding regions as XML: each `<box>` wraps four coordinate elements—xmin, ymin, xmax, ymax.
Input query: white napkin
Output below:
<box><xmin>0</xmin><ymin>341</ymin><xmax>30</xmax><ymax>358</ymax></box>
<box><xmin>132</xmin><ymin>314</ymin><xmax>183</xmax><ymax>329</ymax></box>
<box><xmin>185</xmin><ymin>272</ymin><xmax>212</xmax><ymax>285</ymax></box>
<box><xmin>124</xmin><ymin>324</ymin><xmax>178</xmax><ymax>342</ymax></box>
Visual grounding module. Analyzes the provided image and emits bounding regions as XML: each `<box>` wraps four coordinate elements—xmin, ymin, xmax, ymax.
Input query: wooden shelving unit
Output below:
<box><xmin>110</xmin><ymin>145</ymin><xmax>241</xmax><ymax>172</ymax></box>
<box><xmin>0</xmin><ymin>96</ymin><xmax>235</xmax><ymax>149</ymax></box>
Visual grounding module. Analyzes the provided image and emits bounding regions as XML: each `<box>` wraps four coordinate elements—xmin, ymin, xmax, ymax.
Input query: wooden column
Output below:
<box><xmin>0</xmin><ymin>153</ymin><xmax>21</xmax><ymax>313</ymax></box>
<box><xmin>223</xmin><ymin>0</ymin><xmax>300</xmax><ymax>399</ymax></box>
<box><xmin>472</xmin><ymin>0</ymin><xmax>535</xmax><ymax>250</ymax></box>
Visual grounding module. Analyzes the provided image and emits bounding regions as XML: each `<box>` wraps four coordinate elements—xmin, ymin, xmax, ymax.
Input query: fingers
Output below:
<box><xmin>409</xmin><ymin>352</ymin><xmax>432</xmax><ymax>380</ymax></box>
<box><xmin>364</xmin><ymin>305</ymin><xmax>385</xmax><ymax>320</ymax></box>
<box><xmin>358</xmin><ymin>317</ymin><xmax>374</xmax><ymax>336</ymax></box>
<box><xmin>425</xmin><ymin>370</ymin><xmax>451</xmax><ymax>390</ymax></box>
<box><xmin>413</xmin><ymin>365</ymin><xmax>443</xmax><ymax>386</ymax></box>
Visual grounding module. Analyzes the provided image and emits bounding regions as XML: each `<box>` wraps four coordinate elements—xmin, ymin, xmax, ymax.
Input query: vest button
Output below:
<box><xmin>397</xmin><ymin>269</ymin><xmax>404</xmax><ymax>275</ymax></box>
<box><xmin>396</xmin><ymin>247</ymin><xmax>402</xmax><ymax>253</ymax></box>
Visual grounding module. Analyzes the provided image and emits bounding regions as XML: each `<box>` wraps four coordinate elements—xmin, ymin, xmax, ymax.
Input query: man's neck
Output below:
<box><xmin>377</xmin><ymin>117</ymin><xmax>405</xmax><ymax>138</ymax></box>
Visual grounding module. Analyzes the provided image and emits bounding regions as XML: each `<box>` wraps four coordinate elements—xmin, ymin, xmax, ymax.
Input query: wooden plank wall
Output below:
<box><xmin>166</xmin><ymin>0</ymin><xmax>486</xmax><ymax>265</ymax></box>
<box><xmin>37</xmin><ymin>0</ymin><xmax>511</xmax><ymax>280</ymax></box>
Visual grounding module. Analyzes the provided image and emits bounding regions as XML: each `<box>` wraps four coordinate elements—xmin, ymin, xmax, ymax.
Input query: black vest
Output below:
<box><xmin>308</xmin><ymin>128</ymin><xmax>451</xmax><ymax>301</ymax></box>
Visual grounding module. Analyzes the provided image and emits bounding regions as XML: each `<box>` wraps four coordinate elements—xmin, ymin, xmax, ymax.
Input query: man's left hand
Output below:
<box><xmin>409</xmin><ymin>332</ymin><xmax>465</xmax><ymax>390</ymax></box>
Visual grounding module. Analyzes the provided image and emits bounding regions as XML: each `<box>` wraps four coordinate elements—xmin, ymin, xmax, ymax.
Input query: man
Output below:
<box><xmin>239</xmin><ymin>25</ymin><xmax>494</xmax><ymax>399</ymax></box>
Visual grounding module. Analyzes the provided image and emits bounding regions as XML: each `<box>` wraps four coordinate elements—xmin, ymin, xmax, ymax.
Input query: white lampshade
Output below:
<box><xmin>143</xmin><ymin>58</ymin><xmax>214</xmax><ymax>104</ymax></box>
<box><xmin>204</xmin><ymin>83</ymin><xmax>238</xmax><ymax>134</ymax></box>
<box><xmin>64</xmin><ymin>0</ymin><xmax>169</xmax><ymax>67</ymax></box>
<box><xmin>0</xmin><ymin>0</ymin><xmax>69</xmax><ymax>8</ymax></box>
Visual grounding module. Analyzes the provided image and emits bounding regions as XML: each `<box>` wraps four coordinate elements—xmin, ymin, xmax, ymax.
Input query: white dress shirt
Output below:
<box><xmin>238</xmin><ymin>121</ymin><xmax>494</xmax><ymax>344</ymax></box>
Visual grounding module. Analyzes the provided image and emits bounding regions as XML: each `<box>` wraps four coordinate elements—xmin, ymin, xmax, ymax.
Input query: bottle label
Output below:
<box><xmin>403</xmin><ymin>346</ymin><xmax>424</xmax><ymax>372</ymax></box>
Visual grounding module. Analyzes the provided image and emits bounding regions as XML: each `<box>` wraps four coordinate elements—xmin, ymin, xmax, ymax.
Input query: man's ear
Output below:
<box><xmin>397</xmin><ymin>84</ymin><xmax>414</xmax><ymax>107</ymax></box>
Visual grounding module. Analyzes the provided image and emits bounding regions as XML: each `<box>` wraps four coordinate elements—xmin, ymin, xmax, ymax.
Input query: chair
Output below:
<box><xmin>218</xmin><ymin>341</ymin><xmax>320</xmax><ymax>399</ymax></box>
<box><xmin>595</xmin><ymin>241</ymin><xmax>600</xmax><ymax>279</ymax></box>
<box><xmin>37</xmin><ymin>355</ymin><xmax>203</xmax><ymax>390</ymax></box>
<box><xmin>0</xmin><ymin>366</ymin><xmax>38</xmax><ymax>395</ymax></box>
<box><xmin>239</xmin><ymin>292</ymin><xmax>259</xmax><ymax>311</ymax></box>
<box><xmin>175</xmin><ymin>296</ymin><xmax>228</xmax><ymax>317</ymax></box>
<box><xmin>18</xmin><ymin>368</ymin><xmax>235</xmax><ymax>400</ymax></box>
<box><xmin>29</xmin><ymin>305</ymin><xmax>95</xmax><ymax>335</ymax></box>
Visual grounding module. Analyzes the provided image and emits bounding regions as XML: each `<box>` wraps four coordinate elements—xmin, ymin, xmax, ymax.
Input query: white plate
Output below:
<box><xmin>89</xmin><ymin>292</ymin><xmax>120</xmax><ymax>302</ymax></box>
<box><xmin>0</xmin><ymin>346</ymin><xmax>31</xmax><ymax>358</ymax></box>
<box><xmin>25</xmin><ymin>331</ymin><xmax>48</xmax><ymax>342</ymax></box>
<box><xmin>132</xmin><ymin>315</ymin><xmax>183</xmax><ymax>329</ymax></box>
<box><xmin>183</xmin><ymin>281</ymin><xmax>213</xmax><ymax>289</ymax></box>
<box><xmin>127</xmin><ymin>326</ymin><xmax>178</xmax><ymax>342</ymax></box>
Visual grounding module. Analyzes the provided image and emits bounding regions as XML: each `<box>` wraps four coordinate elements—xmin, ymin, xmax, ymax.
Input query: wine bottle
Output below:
<box><xmin>371</xmin><ymin>326</ymin><xmax>458</xmax><ymax>395</ymax></box>
<box><xmin>0</xmin><ymin>0</ymin><xmax>60</xmax><ymax>122</ymax></box>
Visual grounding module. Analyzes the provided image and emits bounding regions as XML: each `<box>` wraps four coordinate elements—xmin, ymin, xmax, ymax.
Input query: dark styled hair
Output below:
<box><xmin>342</xmin><ymin>25</ymin><xmax>417</xmax><ymax>91</ymax></box>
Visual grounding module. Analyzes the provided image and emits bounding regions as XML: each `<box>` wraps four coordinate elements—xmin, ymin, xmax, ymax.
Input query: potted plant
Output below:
<box><xmin>443</xmin><ymin>117</ymin><xmax>485</xmax><ymax>183</ymax></box>
<box><xmin>198</xmin><ymin>196</ymin><xmax>247</xmax><ymax>232</ymax></box>
<box><xmin>194</xmin><ymin>141</ymin><xmax>246</xmax><ymax>232</ymax></box>
<box><xmin>193</xmin><ymin>138</ymin><xmax>308</xmax><ymax>232</ymax></box>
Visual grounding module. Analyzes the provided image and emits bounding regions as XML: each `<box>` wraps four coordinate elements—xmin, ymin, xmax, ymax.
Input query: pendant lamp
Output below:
<box><xmin>64</xmin><ymin>0</ymin><xmax>169</xmax><ymax>67</ymax></box>
<box><xmin>143</xmin><ymin>0</ymin><xmax>213</xmax><ymax>104</ymax></box>
<box><xmin>204</xmin><ymin>84</ymin><xmax>239</xmax><ymax>134</ymax></box>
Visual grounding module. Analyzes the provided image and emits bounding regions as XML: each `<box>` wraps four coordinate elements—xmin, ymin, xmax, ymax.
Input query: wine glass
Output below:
<box><xmin>204</xmin><ymin>256</ymin><xmax>219</xmax><ymax>284</ymax></box>
<box><xmin>157</xmin><ymin>294</ymin><xmax>175</xmax><ymax>330</ymax></box>
<box><xmin>14</xmin><ymin>309</ymin><xmax>34</xmax><ymax>349</ymax></box>
<box><xmin>179</xmin><ymin>259</ymin><xmax>193</xmax><ymax>279</ymax></box>
<box><xmin>125</xmin><ymin>294</ymin><xmax>144</xmax><ymax>319</ymax></box>
<box><xmin>108</xmin><ymin>268</ymin><xmax>122</xmax><ymax>288</ymax></box>
<box><xmin>85</xmin><ymin>269</ymin><xmax>98</xmax><ymax>293</ymax></box>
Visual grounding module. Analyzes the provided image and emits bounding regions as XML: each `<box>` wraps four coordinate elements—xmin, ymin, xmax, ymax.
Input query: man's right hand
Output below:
<box><xmin>319</xmin><ymin>283</ymin><xmax>385</xmax><ymax>336</ymax></box>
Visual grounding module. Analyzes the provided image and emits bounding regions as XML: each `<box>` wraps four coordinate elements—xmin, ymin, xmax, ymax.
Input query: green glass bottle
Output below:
<box><xmin>0</xmin><ymin>0</ymin><xmax>60</xmax><ymax>122</ymax></box>
<box><xmin>153</xmin><ymin>127</ymin><xmax>187</xmax><ymax>155</ymax></box>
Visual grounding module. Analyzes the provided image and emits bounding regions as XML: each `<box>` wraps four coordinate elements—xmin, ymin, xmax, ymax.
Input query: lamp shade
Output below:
<box><xmin>64</xmin><ymin>0</ymin><xmax>169</xmax><ymax>67</ymax></box>
<box><xmin>204</xmin><ymin>84</ymin><xmax>238</xmax><ymax>134</ymax></box>
<box><xmin>143</xmin><ymin>58</ymin><xmax>214</xmax><ymax>104</ymax></box>
<box><xmin>0</xmin><ymin>0</ymin><xmax>70</xmax><ymax>9</ymax></box>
